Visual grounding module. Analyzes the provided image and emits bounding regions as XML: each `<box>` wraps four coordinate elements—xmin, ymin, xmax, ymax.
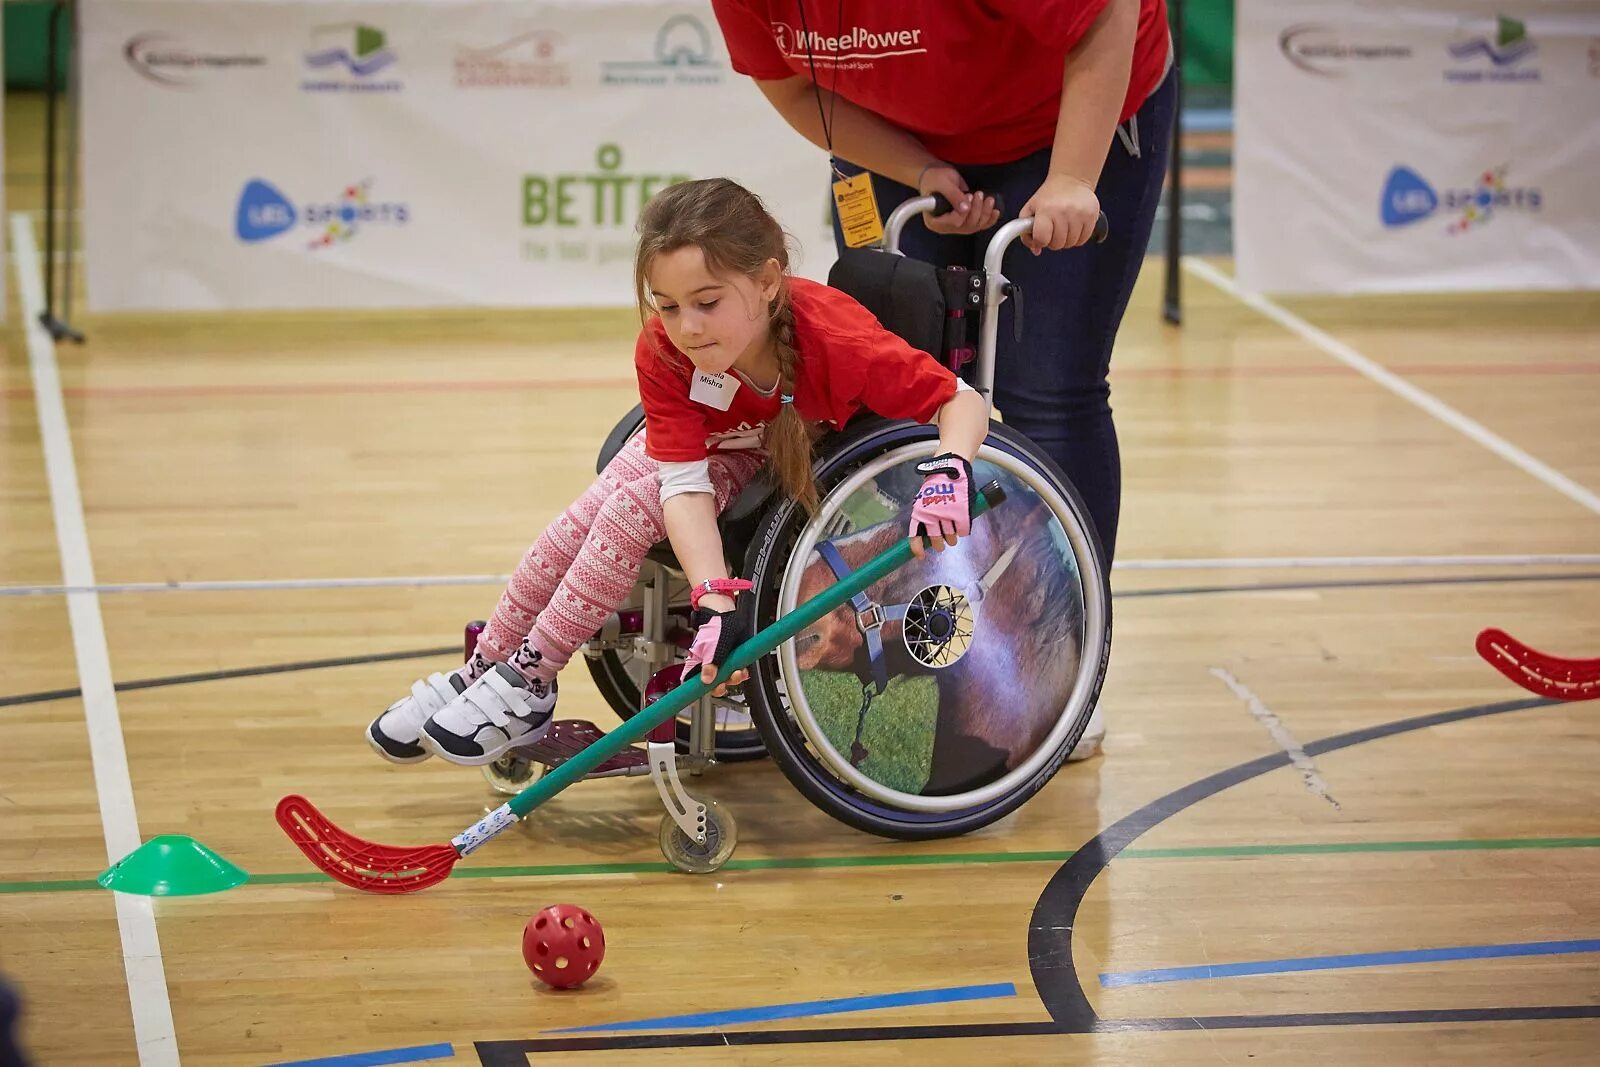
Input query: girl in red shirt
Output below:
<box><xmin>367</xmin><ymin>178</ymin><xmax>990</xmax><ymax>766</ymax></box>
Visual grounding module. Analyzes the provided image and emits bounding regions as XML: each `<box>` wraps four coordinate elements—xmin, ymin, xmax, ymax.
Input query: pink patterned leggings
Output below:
<box><xmin>471</xmin><ymin>434</ymin><xmax>766</xmax><ymax>683</ymax></box>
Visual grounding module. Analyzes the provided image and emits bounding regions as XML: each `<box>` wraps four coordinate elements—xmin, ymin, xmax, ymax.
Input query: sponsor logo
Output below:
<box><xmin>302</xmin><ymin>24</ymin><xmax>402</xmax><ymax>92</ymax></box>
<box><xmin>1277</xmin><ymin>24</ymin><xmax>1413</xmax><ymax>76</ymax></box>
<box><xmin>1446</xmin><ymin>14</ymin><xmax>1539</xmax><ymax>82</ymax></box>
<box><xmin>455</xmin><ymin>30</ymin><xmax>570</xmax><ymax>88</ymax></box>
<box><xmin>519</xmin><ymin>144</ymin><xmax>690</xmax><ymax>266</ymax></box>
<box><xmin>1380</xmin><ymin>165</ymin><xmax>1542</xmax><ymax>233</ymax></box>
<box><xmin>600</xmin><ymin>15</ymin><xmax>723</xmax><ymax>86</ymax></box>
<box><xmin>235</xmin><ymin>179</ymin><xmax>410</xmax><ymax>249</ymax></box>
<box><xmin>123</xmin><ymin>34</ymin><xmax>267</xmax><ymax>87</ymax></box>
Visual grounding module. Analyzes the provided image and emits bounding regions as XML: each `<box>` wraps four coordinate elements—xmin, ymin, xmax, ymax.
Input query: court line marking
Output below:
<box><xmin>1099</xmin><ymin>938</ymin><xmax>1600</xmax><ymax>988</ymax></box>
<box><xmin>474</xmin><ymin>1005</ymin><xmax>1600</xmax><ymax>1059</ymax></box>
<box><xmin>487</xmin><ymin>698</ymin><xmax>1591</xmax><ymax>1056</ymax></box>
<box><xmin>5</xmin><ymin>555</ymin><xmax>1600</xmax><ymax>597</ymax></box>
<box><xmin>3</xmin><ymin>359</ymin><xmax>1596</xmax><ymax>403</ymax></box>
<box><xmin>6</xmin><ymin>836</ymin><xmax>1599</xmax><ymax>897</ymax></box>
<box><xmin>548</xmin><ymin>982</ymin><xmax>1016</xmax><ymax>1034</ymax></box>
<box><xmin>261</xmin><ymin>1042</ymin><xmax>454</xmax><ymax>1067</ymax></box>
<box><xmin>1029</xmin><ymin>696</ymin><xmax>1565</xmax><ymax>1029</ymax></box>
<box><xmin>1210</xmin><ymin>668</ymin><xmax>1339</xmax><ymax>810</ymax></box>
<box><xmin>5</xmin><ymin>571</ymin><xmax>1598</xmax><ymax>713</ymax></box>
<box><xmin>1184</xmin><ymin>256</ymin><xmax>1600</xmax><ymax>518</ymax></box>
<box><xmin>11</xmin><ymin>213</ymin><xmax>179</xmax><ymax>1065</ymax></box>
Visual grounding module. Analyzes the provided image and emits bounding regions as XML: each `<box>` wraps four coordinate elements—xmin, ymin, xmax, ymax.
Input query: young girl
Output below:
<box><xmin>367</xmin><ymin>177</ymin><xmax>990</xmax><ymax>767</ymax></box>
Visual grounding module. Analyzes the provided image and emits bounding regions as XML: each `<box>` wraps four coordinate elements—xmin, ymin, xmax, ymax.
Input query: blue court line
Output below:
<box><xmin>1100</xmin><ymin>939</ymin><xmax>1600</xmax><ymax>988</ymax></box>
<box><xmin>548</xmin><ymin>981</ymin><xmax>1017</xmax><ymax>1033</ymax></box>
<box><xmin>261</xmin><ymin>1042</ymin><xmax>454</xmax><ymax>1067</ymax></box>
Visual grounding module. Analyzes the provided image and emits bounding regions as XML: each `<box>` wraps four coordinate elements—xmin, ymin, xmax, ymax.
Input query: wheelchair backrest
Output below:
<box><xmin>827</xmin><ymin>249</ymin><xmax>947</xmax><ymax>361</ymax></box>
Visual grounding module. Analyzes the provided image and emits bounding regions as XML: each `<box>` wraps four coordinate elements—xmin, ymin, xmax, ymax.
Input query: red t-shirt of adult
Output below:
<box><xmin>635</xmin><ymin>277</ymin><xmax>958</xmax><ymax>463</ymax></box>
<box><xmin>711</xmin><ymin>0</ymin><xmax>1170</xmax><ymax>165</ymax></box>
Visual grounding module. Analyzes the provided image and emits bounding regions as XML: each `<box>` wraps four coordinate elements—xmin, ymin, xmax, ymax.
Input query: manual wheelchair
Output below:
<box><xmin>475</xmin><ymin>197</ymin><xmax>1113</xmax><ymax>872</ymax></box>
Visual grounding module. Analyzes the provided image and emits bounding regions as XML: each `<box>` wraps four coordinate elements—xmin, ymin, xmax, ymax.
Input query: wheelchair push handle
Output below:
<box><xmin>885</xmin><ymin>193</ymin><xmax>1110</xmax><ymax>255</ymax></box>
<box><xmin>926</xmin><ymin>192</ymin><xmax>1109</xmax><ymax>245</ymax></box>
<box><xmin>927</xmin><ymin>191</ymin><xmax>1006</xmax><ymax>219</ymax></box>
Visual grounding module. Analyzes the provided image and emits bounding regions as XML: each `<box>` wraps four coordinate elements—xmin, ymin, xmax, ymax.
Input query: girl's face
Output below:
<box><xmin>647</xmin><ymin>246</ymin><xmax>781</xmax><ymax>376</ymax></box>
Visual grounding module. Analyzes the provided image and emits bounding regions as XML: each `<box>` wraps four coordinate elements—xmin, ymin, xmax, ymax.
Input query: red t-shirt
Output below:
<box><xmin>636</xmin><ymin>277</ymin><xmax>959</xmax><ymax>463</ymax></box>
<box><xmin>711</xmin><ymin>0</ymin><xmax>1170</xmax><ymax>164</ymax></box>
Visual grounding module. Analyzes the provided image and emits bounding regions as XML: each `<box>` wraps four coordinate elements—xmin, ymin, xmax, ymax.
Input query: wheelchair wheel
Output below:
<box><xmin>743</xmin><ymin>417</ymin><xmax>1111</xmax><ymax>840</ymax></box>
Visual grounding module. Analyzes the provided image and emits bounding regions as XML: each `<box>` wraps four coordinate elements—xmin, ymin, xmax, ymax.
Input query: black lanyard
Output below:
<box><xmin>795</xmin><ymin>0</ymin><xmax>847</xmax><ymax>179</ymax></box>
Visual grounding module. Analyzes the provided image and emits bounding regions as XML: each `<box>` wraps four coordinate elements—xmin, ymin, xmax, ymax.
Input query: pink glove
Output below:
<box><xmin>908</xmin><ymin>453</ymin><xmax>974</xmax><ymax>542</ymax></box>
<box><xmin>681</xmin><ymin>578</ymin><xmax>753</xmax><ymax>684</ymax></box>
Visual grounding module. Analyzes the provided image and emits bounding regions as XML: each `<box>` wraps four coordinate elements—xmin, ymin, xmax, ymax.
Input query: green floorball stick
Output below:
<box><xmin>276</xmin><ymin>481</ymin><xmax>1007</xmax><ymax>893</ymax></box>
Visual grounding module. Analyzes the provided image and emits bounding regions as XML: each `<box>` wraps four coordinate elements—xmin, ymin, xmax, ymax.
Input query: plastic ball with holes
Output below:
<box><xmin>522</xmin><ymin>903</ymin><xmax>606</xmax><ymax>989</ymax></box>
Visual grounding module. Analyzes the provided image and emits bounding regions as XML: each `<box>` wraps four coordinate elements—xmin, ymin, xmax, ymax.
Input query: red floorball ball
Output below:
<box><xmin>522</xmin><ymin>904</ymin><xmax>606</xmax><ymax>989</ymax></box>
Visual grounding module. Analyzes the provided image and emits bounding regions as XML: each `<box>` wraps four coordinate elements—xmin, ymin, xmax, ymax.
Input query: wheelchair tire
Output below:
<box><xmin>742</xmin><ymin>417</ymin><xmax>1111</xmax><ymax>840</ymax></box>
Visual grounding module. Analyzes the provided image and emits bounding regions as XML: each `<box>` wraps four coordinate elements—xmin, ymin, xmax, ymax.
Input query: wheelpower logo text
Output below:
<box><xmin>235</xmin><ymin>179</ymin><xmax>410</xmax><ymax>250</ymax></box>
<box><xmin>302</xmin><ymin>23</ymin><xmax>402</xmax><ymax>92</ymax></box>
<box><xmin>123</xmin><ymin>34</ymin><xmax>267</xmax><ymax>87</ymax></box>
<box><xmin>1380</xmin><ymin>165</ymin><xmax>1542</xmax><ymax>234</ymax></box>
<box><xmin>771</xmin><ymin>19</ymin><xmax>926</xmax><ymax>68</ymax></box>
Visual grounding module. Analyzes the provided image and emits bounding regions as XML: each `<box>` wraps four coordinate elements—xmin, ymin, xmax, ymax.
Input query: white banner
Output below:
<box><xmin>1236</xmin><ymin>1</ymin><xmax>1600</xmax><ymax>293</ymax></box>
<box><xmin>81</xmin><ymin>0</ymin><xmax>835</xmax><ymax>311</ymax></box>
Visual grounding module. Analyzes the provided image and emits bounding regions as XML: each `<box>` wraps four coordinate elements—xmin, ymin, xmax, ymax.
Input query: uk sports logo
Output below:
<box><xmin>236</xmin><ymin>179</ymin><xmax>410</xmax><ymax>250</ymax></box>
<box><xmin>1380</xmin><ymin>165</ymin><xmax>1542</xmax><ymax>233</ymax></box>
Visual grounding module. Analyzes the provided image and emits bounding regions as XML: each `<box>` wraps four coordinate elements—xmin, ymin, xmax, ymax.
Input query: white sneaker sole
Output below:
<box><xmin>420</xmin><ymin>718</ymin><xmax>554</xmax><ymax>766</ymax></box>
<box><xmin>365</xmin><ymin>720</ymin><xmax>432</xmax><ymax>765</ymax></box>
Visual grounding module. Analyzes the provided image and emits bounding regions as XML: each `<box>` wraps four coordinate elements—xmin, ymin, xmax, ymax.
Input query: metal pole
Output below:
<box><xmin>1162</xmin><ymin>0</ymin><xmax>1183</xmax><ymax>326</ymax></box>
<box><xmin>39</xmin><ymin>1</ymin><xmax>85</xmax><ymax>342</ymax></box>
<box><xmin>64</xmin><ymin>0</ymin><xmax>84</xmax><ymax>336</ymax></box>
<box><xmin>41</xmin><ymin>1</ymin><xmax>62</xmax><ymax>327</ymax></box>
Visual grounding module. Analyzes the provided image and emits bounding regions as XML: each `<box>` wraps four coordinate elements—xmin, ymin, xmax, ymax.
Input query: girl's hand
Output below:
<box><xmin>908</xmin><ymin>453</ymin><xmax>974</xmax><ymax>560</ymax></box>
<box><xmin>919</xmin><ymin>164</ymin><xmax>1001</xmax><ymax>236</ymax></box>
<box><xmin>683</xmin><ymin>602</ymin><xmax>751</xmax><ymax>696</ymax></box>
<box><xmin>1019</xmin><ymin>173</ymin><xmax>1101</xmax><ymax>254</ymax></box>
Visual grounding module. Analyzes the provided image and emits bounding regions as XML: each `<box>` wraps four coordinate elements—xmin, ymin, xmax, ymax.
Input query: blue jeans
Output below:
<box><xmin>831</xmin><ymin>70</ymin><xmax>1176</xmax><ymax>560</ymax></box>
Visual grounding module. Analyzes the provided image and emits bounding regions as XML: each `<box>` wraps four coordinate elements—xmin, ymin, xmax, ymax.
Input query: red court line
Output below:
<box><xmin>0</xmin><ymin>376</ymin><xmax>637</xmax><ymax>400</ymax></box>
<box><xmin>3</xmin><ymin>362</ymin><xmax>1597</xmax><ymax>402</ymax></box>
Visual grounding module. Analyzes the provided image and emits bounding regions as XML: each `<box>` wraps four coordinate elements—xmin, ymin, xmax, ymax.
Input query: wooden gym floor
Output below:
<box><xmin>1</xmin><ymin>93</ymin><xmax>1597</xmax><ymax>1065</ymax></box>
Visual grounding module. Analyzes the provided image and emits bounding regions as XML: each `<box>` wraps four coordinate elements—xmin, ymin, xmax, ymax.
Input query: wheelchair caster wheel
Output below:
<box><xmin>483</xmin><ymin>752</ymin><xmax>543</xmax><ymax>796</ymax></box>
<box><xmin>659</xmin><ymin>798</ymin><xmax>737</xmax><ymax>874</ymax></box>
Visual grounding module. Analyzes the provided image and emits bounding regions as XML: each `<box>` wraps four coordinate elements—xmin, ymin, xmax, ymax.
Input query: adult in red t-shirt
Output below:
<box><xmin>710</xmin><ymin>0</ymin><xmax>1175</xmax><ymax>568</ymax></box>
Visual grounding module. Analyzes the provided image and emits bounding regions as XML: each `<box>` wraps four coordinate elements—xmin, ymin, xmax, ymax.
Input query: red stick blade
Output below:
<box><xmin>1476</xmin><ymin>628</ymin><xmax>1600</xmax><ymax>702</ymax></box>
<box><xmin>276</xmin><ymin>794</ymin><xmax>460</xmax><ymax>894</ymax></box>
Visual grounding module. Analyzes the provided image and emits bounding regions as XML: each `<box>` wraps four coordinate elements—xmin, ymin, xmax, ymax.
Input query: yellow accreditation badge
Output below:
<box><xmin>832</xmin><ymin>171</ymin><xmax>885</xmax><ymax>249</ymax></box>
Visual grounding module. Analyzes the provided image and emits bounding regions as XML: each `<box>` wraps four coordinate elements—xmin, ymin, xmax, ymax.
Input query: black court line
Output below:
<box><xmin>4</xmin><ymin>571</ymin><xmax>1596</xmax><ymax>710</ymax></box>
<box><xmin>474</xmin><ymin>1006</ymin><xmax>1600</xmax><ymax>1060</ymax></box>
<box><xmin>0</xmin><ymin>646</ymin><xmax>456</xmax><ymax>708</ymax></box>
<box><xmin>1028</xmin><ymin>696</ymin><xmax>1560</xmax><ymax>1028</ymax></box>
<box><xmin>472</xmin><ymin>695</ymin><xmax>1583</xmax><ymax>1060</ymax></box>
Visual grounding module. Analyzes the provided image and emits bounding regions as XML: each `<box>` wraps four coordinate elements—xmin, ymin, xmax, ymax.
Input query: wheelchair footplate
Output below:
<box><xmin>517</xmin><ymin>720</ymin><xmax>650</xmax><ymax>778</ymax></box>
